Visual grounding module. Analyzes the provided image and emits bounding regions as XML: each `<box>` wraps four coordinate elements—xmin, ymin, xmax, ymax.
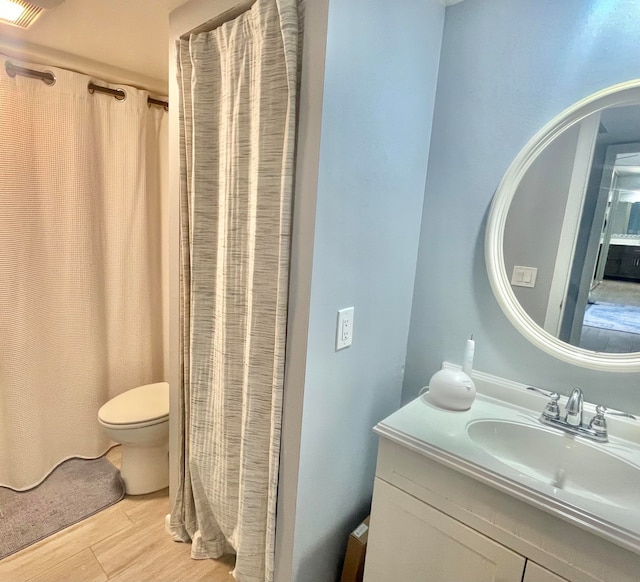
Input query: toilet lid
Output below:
<box><xmin>98</xmin><ymin>382</ymin><xmax>169</xmax><ymax>425</ymax></box>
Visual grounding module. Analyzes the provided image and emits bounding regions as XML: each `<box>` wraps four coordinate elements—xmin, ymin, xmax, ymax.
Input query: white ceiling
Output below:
<box><xmin>0</xmin><ymin>0</ymin><xmax>187</xmax><ymax>88</ymax></box>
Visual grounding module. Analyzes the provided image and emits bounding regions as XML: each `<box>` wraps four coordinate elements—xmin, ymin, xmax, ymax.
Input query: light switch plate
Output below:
<box><xmin>336</xmin><ymin>307</ymin><xmax>354</xmax><ymax>350</ymax></box>
<box><xmin>511</xmin><ymin>265</ymin><xmax>538</xmax><ymax>288</ymax></box>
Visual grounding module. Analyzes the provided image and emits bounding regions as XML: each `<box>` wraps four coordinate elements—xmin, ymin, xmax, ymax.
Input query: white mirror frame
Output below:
<box><xmin>486</xmin><ymin>79</ymin><xmax>640</xmax><ymax>372</ymax></box>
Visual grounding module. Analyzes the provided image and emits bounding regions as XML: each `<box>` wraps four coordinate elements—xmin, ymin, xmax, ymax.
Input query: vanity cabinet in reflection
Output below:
<box><xmin>363</xmin><ymin>436</ymin><xmax>640</xmax><ymax>582</ymax></box>
<box><xmin>603</xmin><ymin>244</ymin><xmax>640</xmax><ymax>281</ymax></box>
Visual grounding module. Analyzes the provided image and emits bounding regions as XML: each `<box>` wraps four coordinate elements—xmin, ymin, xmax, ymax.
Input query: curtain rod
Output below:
<box><xmin>4</xmin><ymin>61</ymin><xmax>169</xmax><ymax>111</ymax></box>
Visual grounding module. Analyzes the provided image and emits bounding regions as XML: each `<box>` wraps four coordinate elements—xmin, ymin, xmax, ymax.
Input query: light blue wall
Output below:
<box><xmin>405</xmin><ymin>0</ymin><xmax>640</xmax><ymax>412</ymax></box>
<box><xmin>289</xmin><ymin>0</ymin><xmax>445</xmax><ymax>580</ymax></box>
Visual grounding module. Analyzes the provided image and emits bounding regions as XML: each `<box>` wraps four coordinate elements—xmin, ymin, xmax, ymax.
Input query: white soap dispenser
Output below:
<box><xmin>426</xmin><ymin>335</ymin><xmax>476</xmax><ymax>411</ymax></box>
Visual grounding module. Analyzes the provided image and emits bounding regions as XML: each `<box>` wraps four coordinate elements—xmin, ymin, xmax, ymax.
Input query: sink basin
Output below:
<box><xmin>467</xmin><ymin>419</ymin><xmax>640</xmax><ymax>507</ymax></box>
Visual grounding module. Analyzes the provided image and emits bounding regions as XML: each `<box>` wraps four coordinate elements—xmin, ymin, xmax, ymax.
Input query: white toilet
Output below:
<box><xmin>98</xmin><ymin>382</ymin><xmax>170</xmax><ymax>495</ymax></box>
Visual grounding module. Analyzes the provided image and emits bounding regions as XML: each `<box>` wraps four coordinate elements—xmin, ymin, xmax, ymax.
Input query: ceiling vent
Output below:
<box><xmin>0</xmin><ymin>0</ymin><xmax>63</xmax><ymax>29</ymax></box>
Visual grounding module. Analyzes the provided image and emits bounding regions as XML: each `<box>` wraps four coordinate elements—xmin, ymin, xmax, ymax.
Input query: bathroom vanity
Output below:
<box><xmin>363</xmin><ymin>367</ymin><xmax>640</xmax><ymax>582</ymax></box>
<box><xmin>604</xmin><ymin>243</ymin><xmax>640</xmax><ymax>282</ymax></box>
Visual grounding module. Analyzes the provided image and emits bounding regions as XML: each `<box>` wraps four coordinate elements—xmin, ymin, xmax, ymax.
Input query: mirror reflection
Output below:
<box><xmin>504</xmin><ymin>105</ymin><xmax>640</xmax><ymax>354</ymax></box>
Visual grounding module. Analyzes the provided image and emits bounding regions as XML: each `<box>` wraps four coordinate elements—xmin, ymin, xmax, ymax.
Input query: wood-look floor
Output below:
<box><xmin>589</xmin><ymin>279</ymin><xmax>640</xmax><ymax>306</ymax></box>
<box><xmin>580</xmin><ymin>279</ymin><xmax>640</xmax><ymax>353</ymax></box>
<box><xmin>0</xmin><ymin>447</ymin><xmax>235</xmax><ymax>582</ymax></box>
<box><xmin>579</xmin><ymin>325</ymin><xmax>640</xmax><ymax>352</ymax></box>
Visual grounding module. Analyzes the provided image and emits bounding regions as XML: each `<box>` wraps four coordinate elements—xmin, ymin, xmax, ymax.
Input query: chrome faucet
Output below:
<box><xmin>526</xmin><ymin>386</ymin><xmax>607</xmax><ymax>442</ymax></box>
<box><xmin>564</xmin><ymin>387</ymin><xmax>583</xmax><ymax>427</ymax></box>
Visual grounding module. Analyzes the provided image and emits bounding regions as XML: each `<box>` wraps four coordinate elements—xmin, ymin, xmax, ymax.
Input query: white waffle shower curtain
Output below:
<box><xmin>0</xmin><ymin>57</ymin><xmax>166</xmax><ymax>490</ymax></box>
<box><xmin>169</xmin><ymin>0</ymin><xmax>299</xmax><ymax>580</ymax></box>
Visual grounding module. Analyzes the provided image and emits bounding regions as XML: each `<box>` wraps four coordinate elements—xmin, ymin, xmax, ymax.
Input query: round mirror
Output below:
<box><xmin>486</xmin><ymin>80</ymin><xmax>640</xmax><ymax>372</ymax></box>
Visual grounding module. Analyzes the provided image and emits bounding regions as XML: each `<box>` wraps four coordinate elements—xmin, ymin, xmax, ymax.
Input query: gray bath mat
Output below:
<box><xmin>0</xmin><ymin>456</ymin><xmax>125</xmax><ymax>560</ymax></box>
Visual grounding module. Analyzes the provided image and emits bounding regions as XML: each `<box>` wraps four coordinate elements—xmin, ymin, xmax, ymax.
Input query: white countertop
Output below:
<box><xmin>609</xmin><ymin>236</ymin><xmax>640</xmax><ymax>247</ymax></box>
<box><xmin>374</xmin><ymin>365</ymin><xmax>640</xmax><ymax>555</ymax></box>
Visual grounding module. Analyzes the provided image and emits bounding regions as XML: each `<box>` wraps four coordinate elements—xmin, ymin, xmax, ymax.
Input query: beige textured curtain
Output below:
<box><xmin>0</xmin><ymin>57</ymin><xmax>166</xmax><ymax>490</ymax></box>
<box><xmin>169</xmin><ymin>1</ymin><xmax>299</xmax><ymax>580</ymax></box>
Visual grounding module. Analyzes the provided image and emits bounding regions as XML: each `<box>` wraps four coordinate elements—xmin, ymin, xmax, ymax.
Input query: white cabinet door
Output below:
<box><xmin>364</xmin><ymin>478</ymin><xmax>526</xmax><ymax>582</ymax></box>
<box><xmin>523</xmin><ymin>561</ymin><xmax>571</xmax><ymax>582</ymax></box>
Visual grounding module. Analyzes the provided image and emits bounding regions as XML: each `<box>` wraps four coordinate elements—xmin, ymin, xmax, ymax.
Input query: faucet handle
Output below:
<box><xmin>542</xmin><ymin>392</ymin><xmax>561</xmax><ymax>420</ymax></box>
<box><xmin>607</xmin><ymin>410</ymin><xmax>637</xmax><ymax>421</ymax></box>
<box><xmin>526</xmin><ymin>386</ymin><xmax>554</xmax><ymax>397</ymax></box>
<box><xmin>525</xmin><ymin>386</ymin><xmax>562</xmax><ymax>420</ymax></box>
<box><xmin>588</xmin><ymin>405</ymin><xmax>608</xmax><ymax>439</ymax></box>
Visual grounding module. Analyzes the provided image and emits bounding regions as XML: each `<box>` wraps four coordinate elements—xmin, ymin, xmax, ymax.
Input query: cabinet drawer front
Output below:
<box><xmin>364</xmin><ymin>478</ymin><xmax>525</xmax><ymax>582</ymax></box>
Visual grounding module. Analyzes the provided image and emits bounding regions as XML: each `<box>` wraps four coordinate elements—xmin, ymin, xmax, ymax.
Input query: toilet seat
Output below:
<box><xmin>99</xmin><ymin>415</ymin><xmax>168</xmax><ymax>430</ymax></box>
<box><xmin>98</xmin><ymin>382</ymin><xmax>169</xmax><ymax>427</ymax></box>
